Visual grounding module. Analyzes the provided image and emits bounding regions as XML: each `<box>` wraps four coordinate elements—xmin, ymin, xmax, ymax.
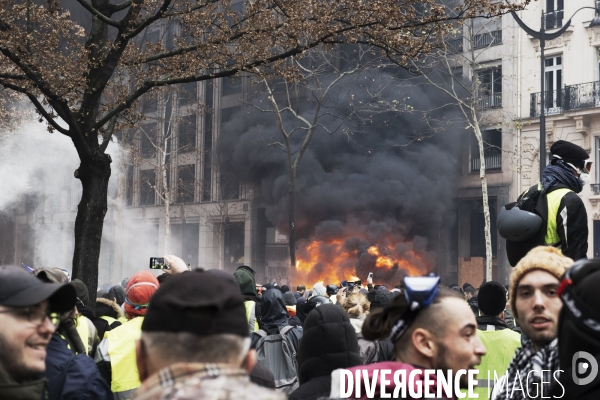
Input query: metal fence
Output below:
<box><xmin>477</xmin><ymin>93</ymin><xmax>502</xmax><ymax>109</ymax></box>
<box><xmin>530</xmin><ymin>81</ymin><xmax>600</xmax><ymax>116</ymax></box>
<box><xmin>471</xmin><ymin>154</ymin><xmax>502</xmax><ymax>172</ymax></box>
<box><xmin>592</xmin><ymin>184</ymin><xmax>600</xmax><ymax>196</ymax></box>
<box><xmin>473</xmin><ymin>30</ymin><xmax>502</xmax><ymax>49</ymax></box>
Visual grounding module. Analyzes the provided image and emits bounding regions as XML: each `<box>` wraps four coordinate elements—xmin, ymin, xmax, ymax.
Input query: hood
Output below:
<box><xmin>261</xmin><ymin>288</ymin><xmax>289</xmax><ymax>333</ymax></box>
<box><xmin>70</xmin><ymin>279</ymin><xmax>90</xmax><ymax>307</ymax></box>
<box><xmin>109</xmin><ymin>285</ymin><xmax>126</xmax><ymax>306</ymax></box>
<box><xmin>96</xmin><ymin>297</ymin><xmax>123</xmax><ymax>319</ymax></box>
<box><xmin>233</xmin><ymin>266</ymin><xmax>259</xmax><ymax>301</ymax></box>
<box><xmin>343</xmin><ymin>362</ymin><xmax>453</xmax><ymax>400</ymax></box>
<box><xmin>349</xmin><ymin>317</ymin><xmax>363</xmax><ymax>334</ymax></box>
<box><xmin>298</xmin><ymin>304</ymin><xmax>362</xmax><ymax>384</ymax></box>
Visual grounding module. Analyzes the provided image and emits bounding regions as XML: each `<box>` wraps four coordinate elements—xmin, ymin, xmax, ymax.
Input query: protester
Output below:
<box><xmin>109</xmin><ymin>285</ymin><xmax>126</xmax><ymax>307</ymax></box>
<box><xmin>95</xmin><ymin>296</ymin><xmax>125</xmax><ymax>333</ymax></box>
<box><xmin>551</xmin><ymin>259</ymin><xmax>600</xmax><ymax>399</ymax></box>
<box><xmin>297</xmin><ymin>295</ymin><xmax>331</xmax><ymax>324</ymax></box>
<box><xmin>492</xmin><ymin>246</ymin><xmax>571</xmax><ymax>400</ymax></box>
<box><xmin>283</xmin><ymin>291</ymin><xmax>298</xmax><ymax>317</ymax></box>
<box><xmin>96</xmin><ymin>270</ymin><xmax>160</xmax><ymax>400</ymax></box>
<box><xmin>280</xmin><ymin>285</ymin><xmax>290</xmax><ymax>293</ymax></box>
<box><xmin>326</xmin><ymin>284</ymin><xmax>339</xmax><ymax>304</ymax></box>
<box><xmin>233</xmin><ymin>265</ymin><xmax>262</xmax><ymax>333</ymax></box>
<box><xmin>341</xmin><ymin>292</ymin><xmax>394</xmax><ymax>364</ymax></box>
<box><xmin>0</xmin><ymin>265</ymin><xmax>76</xmax><ymax>398</ymax></box>
<box><xmin>289</xmin><ymin>305</ymin><xmax>362</xmax><ymax>400</ymax></box>
<box><xmin>473</xmin><ymin>281</ymin><xmax>521</xmax><ymax>399</ymax></box>
<box><xmin>464</xmin><ymin>285</ymin><xmax>479</xmax><ymax>315</ymax></box>
<box><xmin>70</xmin><ymin>278</ymin><xmax>101</xmax><ymax>356</ymax></box>
<box><xmin>131</xmin><ymin>268</ymin><xmax>283</xmax><ymax>400</ymax></box>
<box><xmin>328</xmin><ymin>276</ymin><xmax>486</xmax><ymax>399</ymax></box>
<box><xmin>295</xmin><ymin>285</ymin><xmax>306</xmax><ymax>301</ymax></box>
<box><xmin>311</xmin><ymin>282</ymin><xmax>326</xmax><ymax>297</ymax></box>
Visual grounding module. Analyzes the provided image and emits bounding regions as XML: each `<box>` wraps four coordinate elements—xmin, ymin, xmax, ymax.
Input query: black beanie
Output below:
<box><xmin>550</xmin><ymin>140</ymin><xmax>589</xmax><ymax>168</ymax></box>
<box><xmin>478</xmin><ymin>281</ymin><xmax>506</xmax><ymax>316</ymax></box>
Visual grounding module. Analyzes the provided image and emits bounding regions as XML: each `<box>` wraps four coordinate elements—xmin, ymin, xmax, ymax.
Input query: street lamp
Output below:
<box><xmin>508</xmin><ymin>2</ymin><xmax>600</xmax><ymax>180</ymax></box>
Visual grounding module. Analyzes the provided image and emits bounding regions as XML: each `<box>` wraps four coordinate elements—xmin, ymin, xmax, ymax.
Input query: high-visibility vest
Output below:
<box><xmin>474</xmin><ymin>328</ymin><xmax>521</xmax><ymax>399</ymax></box>
<box><xmin>75</xmin><ymin>314</ymin><xmax>93</xmax><ymax>355</ymax></box>
<box><xmin>244</xmin><ymin>301</ymin><xmax>259</xmax><ymax>333</ymax></box>
<box><xmin>100</xmin><ymin>315</ymin><xmax>118</xmax><ymax>326</ymax></box>
<box><xmin>545</xmin><ymin>187</ymin><xmax>572</xmax><ymax>245</ymax></box>
<box><xmin>106</xmin><ymin>316</ymin><xmax>144</xmax><ymax>393</ymax></box>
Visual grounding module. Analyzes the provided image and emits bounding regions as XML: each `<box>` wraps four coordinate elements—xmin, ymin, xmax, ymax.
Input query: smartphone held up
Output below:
<box><xmin>149</xmin><ymin>257</ymin><xmax>169</xmax><ymax>270</ymax></box>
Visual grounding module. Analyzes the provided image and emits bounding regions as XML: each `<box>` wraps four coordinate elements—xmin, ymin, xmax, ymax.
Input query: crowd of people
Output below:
<box><xmin>1</xmin><ymin>246</ymin><xmax>600</xmax><ymax>399</ymax></box>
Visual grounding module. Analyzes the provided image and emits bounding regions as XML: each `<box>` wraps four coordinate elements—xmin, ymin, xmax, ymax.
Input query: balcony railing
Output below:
<box><xmin>544</xmin><ymin>10</ymin><xmax>564</xmax><ymax>30</ymax></box>
<box><xmin>591</xmin><ymin>183</ymin><xmax>600</xmax><ymax>195</ymax></box>
<box><xmin>530</xmin><ymin>81</ymin><xmax>600</xmax><ymax>117</ymax></box>
<box><xmin>446</xmin><ymin>38</ymin><xmax>463</xmax><ymax>53</ymax></box>
<box><xmin>471</xmin><ymin>154</ymin><xmax>502</xmax><ymax>172</ymax></box>
<box><xmin>473</xmin><ymin>30</ymin><xmax>502</xmax><ymax>49</ymax></box>
<box><xmin>477</xmin><ymin>93</ymin><xmax>502</xmax><ymax>109</ymax></box>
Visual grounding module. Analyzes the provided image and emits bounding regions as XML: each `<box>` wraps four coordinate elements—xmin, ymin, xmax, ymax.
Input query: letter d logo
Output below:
<box><xmin>572</xmin><ymin>351</ymin><xmax>599</xmax><ymax>386</ymax></box>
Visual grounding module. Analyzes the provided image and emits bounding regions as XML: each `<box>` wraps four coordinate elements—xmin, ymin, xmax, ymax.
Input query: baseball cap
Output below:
<box><xmin>0</xmin><ymin>265</ymin><xmax>76</xmax><ymax>313</ymax></box>
<box><xmin>142</xmin><ymin>269</ymin><xmax>248</xmax><ymax>337</ymax></box>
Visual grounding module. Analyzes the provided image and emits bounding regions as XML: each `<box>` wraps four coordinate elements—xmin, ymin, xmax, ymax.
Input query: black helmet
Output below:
<box><xmin>299</xmin><ymin>295</ymin><xmax>331</xmax><ymax>317</ymax></box>
<box><xmin>326</xmin><ymin>284</ymin><xmax>339</xmax><ymax>296</ymax></box>
<box><xmin>497</xmin><ymin>205</ymin><xmax>542</xmax><ymax>242</ymax></box>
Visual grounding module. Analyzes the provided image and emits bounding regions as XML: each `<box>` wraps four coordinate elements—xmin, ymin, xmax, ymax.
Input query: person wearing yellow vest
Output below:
<box><xmin>473</xmin><ymin>281</ymin><xmax>521</xmax><ymax>399</ymax></box>
<box><xmin>95</xmin><ymin>271</ymin><xmax>159</xmax><ymax>400</ymax></box>
<box><xmin>233</xmin><ymin>265</ymin><xmax>261</xmax><ymax>333</ymax></box>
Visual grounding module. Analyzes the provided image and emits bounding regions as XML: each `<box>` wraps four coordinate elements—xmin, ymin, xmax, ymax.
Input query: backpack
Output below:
<box><xmin>503</xmin><ymin>183</ymin><xmax>568</xmax><ymax>266</ymax></box>
<box><xmin>254</xmin><ymin>326</ymin><xmax>299</xmax><ymax>394</ymax></box>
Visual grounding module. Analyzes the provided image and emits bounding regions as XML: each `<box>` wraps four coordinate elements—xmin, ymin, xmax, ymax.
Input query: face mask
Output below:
<box><xmin>580</xmin><ymin>172</ymin><xmax>590</xmax><ymax>186</ymax></box>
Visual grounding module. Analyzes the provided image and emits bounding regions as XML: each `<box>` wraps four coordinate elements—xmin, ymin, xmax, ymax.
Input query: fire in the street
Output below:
<box><xmin>293</xmin><ymin>238</ymin><xmax>430</xmax><ymax>287</ymax></box>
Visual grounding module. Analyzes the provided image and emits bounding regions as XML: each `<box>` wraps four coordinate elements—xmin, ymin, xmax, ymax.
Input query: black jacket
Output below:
<box><xmin>289</xmin><ymin>304</ymin><xmax>362</xmax><ymax>400</ymax></box>
<box><xmin>552</xmin><ymin>352</ymin><xmax>600</xmax><ymax>400</ymax></box>
<box><xmin>554</xmin><ymin>190</ymin><xmax>588</xmax><ymax>261</ymax></box>
<box><xmin>250</xmin><ymin>289</ymin><xmax>302</xmax><ymax>351</ymax></box>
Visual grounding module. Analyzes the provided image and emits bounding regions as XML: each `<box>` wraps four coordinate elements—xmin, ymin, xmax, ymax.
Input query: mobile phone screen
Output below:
<box><xmin>149</xmin><ymin>257</ymin><xmax>167</xmax><ymax>269</ymax></box>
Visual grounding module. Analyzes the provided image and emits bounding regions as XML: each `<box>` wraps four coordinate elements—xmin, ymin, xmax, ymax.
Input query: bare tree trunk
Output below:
<box><xmin>72</xmin><ymin>152</ymin><xmax>112</xmax><ymax>312</ymax></box>
<box><xmin>162</xmin><ymin>134</ymin><xmax>171</xmax><ymax>254</ymax></box>
<box><xmin>473</xmin><ymin>123</ymin><xmax>493</xmax><ymax>281</ymax></box>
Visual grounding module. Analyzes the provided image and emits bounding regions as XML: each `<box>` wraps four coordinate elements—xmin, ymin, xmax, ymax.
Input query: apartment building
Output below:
<box><xmin>447</xmin><ymin>0</ymin><xmax>600</xmax><ymax>285</ymax></box>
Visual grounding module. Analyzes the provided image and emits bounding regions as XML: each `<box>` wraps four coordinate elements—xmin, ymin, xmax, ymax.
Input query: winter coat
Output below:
<box><xmin>45</xmin><ymin>334</ymin><xmax>112</xmax><ymax>400</ymax></box>
<box><xmin>289</xmin><ymin>304</ymin><xmax>362</xmax><ymax>400</ymax></box>
<box><xmin>0</xmin><ymin>367</ymin><xmax>46</xmax><ymax>400</ymax></box>
<box><xmin>349</xmin><ymin>317</ymin><xmax>395</xmax><ymax>364</ymax></box>
<box><xmin>132</xmin><ymin>363</ymin><xmax>285</xmax><ymax>400</ymax></box>
<box><xmin>95</xmin><ymin>298</ymin><xmax>125</xmax><ymax>336</ymax></box>
<box><xmin>109</xmin><ymin>285</ymin><xmax>126</xmax><ymax>306</ymax></box>
<box><xmin>251</xmin><ymin>289</ymin><xmax>302</xmax><ymax>351</ymax></box>
<box><xmin>234</xmin><ymin>266</ymin><xmax>262</xmax><ymax>325</ymax></box>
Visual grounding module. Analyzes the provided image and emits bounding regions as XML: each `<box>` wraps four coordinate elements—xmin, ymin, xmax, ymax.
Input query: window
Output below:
<box><xmin>544</xmin><ymin>56</ymin><xmax>562</xmax><ymax>112</ymax></box>
<box><xmin>471</xmin><ymin>129</ymin><xmax>502</xmax><ymax>172</ymax></box>
<box><xmin>139</xmin><ymin>169</ymin><xmax>156</xmax><ymax>206</ymax></box>
<box><xmin>222</xmin><ymin>77</ymin><xmax>242</xmax><ymax>97</ymax></box>
<box><xmin>178</xmin><ymin>82</ymin><xmax>197</xmax><ymax>107</ymax></box>
<box><xmin>478</xmin><ymin>66</ymin><xmax>502</xmax><ymax>108</ymax></box>
<box><xmin>178</xmin><ymin>114</ymin><xmax>197</xmax><ymax>153</ymax></box>
<box><xmin>176</xmin><ymin>164</ymin><xmax>196</xmax><ymax>203</ymax></box>
<box><xmin>140</xmin><ymin>123</ymin><xmax>157</xmax><ymax>158</ymax></box>
<box><xmin>544</xmin><ymin>0</ymin><xmax>564</xmax><ymax>30</ymax></box>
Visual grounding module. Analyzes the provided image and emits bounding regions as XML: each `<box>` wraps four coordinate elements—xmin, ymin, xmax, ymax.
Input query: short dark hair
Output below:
<box><xmin>297</xmin><ymin>284</ymin><xmax>306</xmax><ymax>292</ymax></box>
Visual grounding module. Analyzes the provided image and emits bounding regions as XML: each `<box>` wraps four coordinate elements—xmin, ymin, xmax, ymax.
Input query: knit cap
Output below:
<box><xmin>478</xmin><ymin>281</ymin><xmax>506</xmax><ymax>316</ymax></box>
<box><xmin>509</xmin><ymin>246</ymin><xmax>572</xmax><ymax>319</ymax></box>
<box><xmin>550</xmin><ymin>140</ymin><xmax>589</xmax><ymax>169</ymax></box>
<box><xmin>125</xmin><ymin>271</ymin><xmax>159</xmax><ymax>318</ymax></box>
<box><xmin>283</xmin><ymin>291</ymin><xmax>297</xmax><ymax>306</ymax></box>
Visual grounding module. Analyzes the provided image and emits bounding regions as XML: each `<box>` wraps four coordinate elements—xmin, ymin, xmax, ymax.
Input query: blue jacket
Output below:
<box><xmin>45</xmin><ymin>334</ymin><xmax>112</xmax><ymax>400</ymax></box>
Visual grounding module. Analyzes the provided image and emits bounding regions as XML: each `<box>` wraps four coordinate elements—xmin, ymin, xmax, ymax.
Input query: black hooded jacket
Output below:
<box><xmin>250</xmin><ymin>289</ymin><xmax>302</xmax><ymax>351</ymax></box>
<box><xmin>289</xmin><ymin>304</ymin><xmax>362</xmax><ymax>400</ymax></box>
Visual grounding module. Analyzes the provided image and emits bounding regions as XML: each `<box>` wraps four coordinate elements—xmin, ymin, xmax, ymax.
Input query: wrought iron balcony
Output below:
<box><xmin>530</xmin><ymin>81</ymin><xmax>600</xmax><ymax>117</ymax></box>
<box><xmin>592</xmin><ymin>183</ymin><xmax>600</xmax><ymax>195</ymax></box>
<box><xmin>446</xmin><ymin>38</ymin><xmax>463</xmax><ymax>53</ymax></box>
<box><xmin>471</xmin><ymin>154</ymin><xmax>502</xmax><ymax>172</ymax></box>
<box><xmin>544</xmin><ymin>10</ymin><xmax>564</xmax><ymax>30</ymax></box>
<box><xmin>477</xmin><ymin>93</ymin><xmax>502</xmax><ymax>109</ymax></box>
<box><xmin>473</xmin><ymin>30</ymin><xmax>502</xmax><ymax>49</ymax></box>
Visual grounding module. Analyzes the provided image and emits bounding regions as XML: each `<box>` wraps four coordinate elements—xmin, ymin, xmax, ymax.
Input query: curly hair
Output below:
<box><xmin>342</xmin><ymin>292</ymin><xmax>370</xmax><ymax>318</ymax></box>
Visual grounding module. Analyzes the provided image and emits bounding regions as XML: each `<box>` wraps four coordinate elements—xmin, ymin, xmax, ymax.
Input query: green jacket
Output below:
<box><xmin>0</xmin><ymin>367</ymin><xmax>46</xmax><ymax>400</ymax></box>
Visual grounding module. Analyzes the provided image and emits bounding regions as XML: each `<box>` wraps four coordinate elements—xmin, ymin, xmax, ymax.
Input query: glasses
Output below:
<box><xmin>0</xmin><ymin>306</ymin><xmax>61</xmax><ymax>328</ymax></box>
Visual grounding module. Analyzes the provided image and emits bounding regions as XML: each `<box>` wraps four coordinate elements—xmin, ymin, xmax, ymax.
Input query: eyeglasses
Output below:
<box><xmin>0</xmin><ymin>306</ymin><xmax>61</xmax><ymax>328</ymax></box>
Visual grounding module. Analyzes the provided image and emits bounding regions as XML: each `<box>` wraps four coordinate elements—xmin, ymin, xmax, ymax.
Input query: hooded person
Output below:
<box><xmin>289</xmin><ymin>305</ymin><xmax>362</xmax><ymax>400</ymax></box>
<box><xmin>109</xmin><ymin>285</ymin><xmax>126</xmax><ymax>307</ymax></box>
<box><xmin>69</xmin><ymin>279</ymin><xmax>101</xmax><ymax>356</ymax></box>
<box><xmin>95</xmin><ymin>296</ymin><xmax>125</xmax><ymax>331</ymax></box>
<box><xmin>251</xmin><ymin>289</ymin><xmax>303</xmax><ymax>351</ymax></box>
<box><xmin>311</xmin><ymin>283</ymin><xmax>326</xmax><ymax>297</ymax></box>
<box><xmin>95</xmin><ymin>271</ymin><xmax>159</xmax><ymax>400</ymax></box>
<box><xmin>284</xmin><ymin>291</ymin><xmax>298</xmax><ymax>317</ymax></box>
<box><xmin>233</xmin><ymin>265</ymin><xmax>261</xmax><ymax>333</ymax></box>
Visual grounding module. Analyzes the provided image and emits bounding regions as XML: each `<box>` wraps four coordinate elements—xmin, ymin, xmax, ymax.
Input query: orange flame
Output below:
<box><xmin>292</xmin><ymin>238</ymin><xmax>430</xmax><ymax>287</ymax></box>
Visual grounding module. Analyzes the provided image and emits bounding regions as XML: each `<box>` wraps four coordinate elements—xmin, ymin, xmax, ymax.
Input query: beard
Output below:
<box><xmin>0</xmin><ymin>331</ymin><xmax>44</xmax><ymax>382</ymax></box>
<box><xmin>434</xmin><ymin>341</ymin><xmax>469</xmax><ymax>389</ymax></box>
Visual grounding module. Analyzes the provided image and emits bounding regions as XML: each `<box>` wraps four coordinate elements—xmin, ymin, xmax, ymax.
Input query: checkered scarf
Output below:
<box><xmin>497</xmin><ymin>338</ymin><xmax>559</xmax><ymax>400</ymax></box>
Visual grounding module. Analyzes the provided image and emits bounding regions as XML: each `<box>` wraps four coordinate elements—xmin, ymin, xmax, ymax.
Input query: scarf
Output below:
<box><xmin>541</xmin><ymin>160</ymin><xmax>582</xmax><ymax>194</ymax></box>
<box><xmin>498</xmin><ymin>338</ymin><xmax>559</xmax><ymax>400</ymax></box>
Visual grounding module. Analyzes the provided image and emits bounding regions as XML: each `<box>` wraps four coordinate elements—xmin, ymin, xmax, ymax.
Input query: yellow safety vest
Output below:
<box><xmin>474</xmin><ymin>328</ymin><xmax>521</xmax><ymax>399</ymax></box>
<box><xmin>545</xmin><ymin>187</ymin><xmax>572</xmax><ymax>245</ymax></box>
<box><xmin>100</xmin><ymin>315</ymin><xmax>118</xmax><ymax>326</ymax></box>
<box><xmin>106</xmin><ymin>316</ymin><xmax>144</xmax><ymax>393</ymax></box>
<box><xmin>75</xmin><ymin>315</ymin><xmax>91</xmax><ymax>356</ymax></box>
<box><xmin>244</xmin><ymin>301</ymin><xmax>259</xmax><ymax>333</ymax></box>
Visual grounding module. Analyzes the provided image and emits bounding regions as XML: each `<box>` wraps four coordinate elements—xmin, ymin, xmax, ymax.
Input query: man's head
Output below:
<box><xmin>363</xmin><ymin>286</ymin><xmax>485</xmax><ymax>387</ymax></box>
<box><xmin>296</xmin><ymin>284</ymin><xmax>306</xmax><ymax>295</ymax></box>
<box><xmin>124</xmin><ymin>271</ymin><xmax>159</xmax><ymax>319</ymax></box>
<box><xmin>0</xmin><ymin>266</ymin><xmax>76</xmax><ymax>381</ymax></box>
<box><xmin>478</xmin><ymin>281</ymin><xmax>507</xmax><ymax>317</ymax></box>
<box><xmin>510</xmin><ymin>246</ymin><xmax>572</xmax><ymax>350</ymax></box>
<box><xmin>137</xmin><ymin>269</ymin><xmax>251</xmax><ymax>381</ymax></box>
<box><xmin>550</xmin><ymin>140</ymin><xmax>591</xmax><ymax>179</ymax></box>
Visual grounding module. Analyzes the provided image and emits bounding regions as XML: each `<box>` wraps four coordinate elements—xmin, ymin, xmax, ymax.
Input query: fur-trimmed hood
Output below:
<box><xmin>95</xmin><ymin>297</ymin><xmax>123</xmax><ymax>319</ymax></box>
